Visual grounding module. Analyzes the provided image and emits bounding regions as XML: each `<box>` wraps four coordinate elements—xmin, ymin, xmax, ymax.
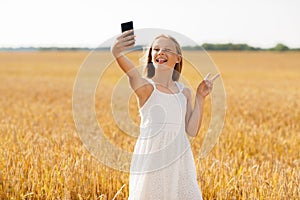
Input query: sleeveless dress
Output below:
<box><xmin>128</xmin><ymin>79</ymin><xmax>203</xmax><ymax>200</ymax></box>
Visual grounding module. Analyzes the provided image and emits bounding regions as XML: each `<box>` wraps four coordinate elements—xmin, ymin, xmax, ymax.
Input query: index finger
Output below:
<box><xmin>211</xmin><ymin>73</ymin><xmax>220</xmax><ymax>82</ymax></box>
<box><xmin>204</xmin><ymin>72</ymin><xmax>211</xmax><ymax>80</ymax></box>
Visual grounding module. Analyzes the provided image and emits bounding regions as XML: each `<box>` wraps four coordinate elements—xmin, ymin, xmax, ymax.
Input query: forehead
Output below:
<box><xmin>152</xmin><ymin>37</ymin><xmax>176</xmax><ymax>48</ymax></box>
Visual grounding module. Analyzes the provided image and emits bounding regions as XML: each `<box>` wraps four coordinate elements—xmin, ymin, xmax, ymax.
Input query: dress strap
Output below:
<box><xmin>175</xmin><ymin>81</ymin><xmax>184</xmax><ymax>93</ymax></box>
<box><xmin>147</xmin><ymin>78</ymin><xmax>157</xmax><ymax>90</ymax></box>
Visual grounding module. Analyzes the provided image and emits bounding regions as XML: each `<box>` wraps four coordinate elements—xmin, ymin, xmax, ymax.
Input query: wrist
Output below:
<box><xmin>196</xmin><ymin>93</ymin><xmax>205</xmax><ymax>101</ymax></box>
<box><xmin>111</xmin><ymin>46</ymin><xmax>121</xmax><ymax>58</ymax></box>
<box><xmin>195</xmin><ymin>95</ymin><xmax>205</xmax><ymax>107</ymax></box>
<box><xmin>112</xmin><ymin>51</ymin><xmax>123</xmax><ymax>59</ymax></box>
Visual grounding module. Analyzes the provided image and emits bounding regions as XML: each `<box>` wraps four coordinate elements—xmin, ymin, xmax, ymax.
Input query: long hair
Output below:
<box><xmin>143</xmin><ymin>35</ymin><xmax>183</xmax><ymax>81</ymax></box>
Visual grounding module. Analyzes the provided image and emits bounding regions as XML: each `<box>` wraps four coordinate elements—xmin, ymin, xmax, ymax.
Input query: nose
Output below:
<box><xmin>158</xmin><ymin>48</ymin><xmax>165</xmax><ymax>54</ymax></box>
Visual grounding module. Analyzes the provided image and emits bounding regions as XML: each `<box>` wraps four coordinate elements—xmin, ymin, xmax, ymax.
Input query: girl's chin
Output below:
<box><xmin>153</xmin><ymin>63</ymin><xmax>173</xmax><ymax>69</ymax></box>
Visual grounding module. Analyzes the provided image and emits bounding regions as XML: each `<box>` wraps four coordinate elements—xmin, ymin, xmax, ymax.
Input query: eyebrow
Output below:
<box><xmin>153</xmin><ymin>45</ymin><xmax>172</xmax><ymax>48</ymax></box>
<box><xmin>153</xmin><ymin>46</ymin><xmax>173</xmax><ymax>49</ymax></box>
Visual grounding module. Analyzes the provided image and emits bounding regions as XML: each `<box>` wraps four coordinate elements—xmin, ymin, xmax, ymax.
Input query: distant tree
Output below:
<box><xmin>271</xmin><ymin>43</ymin><xmax>289</xmax><ymax>51</ymax></box>
<box><xmin>201</xmin><ymin>43</ymin><xmax>258</xmax><ymax>51</ymax></box>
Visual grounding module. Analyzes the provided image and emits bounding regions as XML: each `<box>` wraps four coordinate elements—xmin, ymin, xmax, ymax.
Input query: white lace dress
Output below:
<box><xmin>128</xmin><ymin>79</ymin><xmax>203</xmax><ymax>200</ymax></box>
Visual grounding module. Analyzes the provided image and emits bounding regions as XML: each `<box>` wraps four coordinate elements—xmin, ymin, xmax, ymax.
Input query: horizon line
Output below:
<box><xmin>0</xmin><ymin>42</ymin><xmax>299</xmax><ymax>50</ymax></box>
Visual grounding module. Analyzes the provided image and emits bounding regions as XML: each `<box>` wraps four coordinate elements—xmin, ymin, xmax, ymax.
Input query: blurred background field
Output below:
<box><xmin>0</xmin><ymin>51</ymin><xmax>299</xmax><ymax>199</ymax></box>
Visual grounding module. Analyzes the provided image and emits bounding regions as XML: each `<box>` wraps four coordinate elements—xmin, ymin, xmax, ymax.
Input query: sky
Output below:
<box><xmin>1</xmin><ymin>0</ymin><xmax>299</xmax><ymax>48</ymax></box>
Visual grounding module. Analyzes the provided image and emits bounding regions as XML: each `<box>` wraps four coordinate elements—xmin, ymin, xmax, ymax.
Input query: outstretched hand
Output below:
<box><xmin>111</xmin><ymin>30</ymin><xmax>135</xmax><ymax>58</ymax></box>
<box><xmin>197</xmin><ymin>73</ymin><xmax>220</xmax><ymax>98</ymax></box>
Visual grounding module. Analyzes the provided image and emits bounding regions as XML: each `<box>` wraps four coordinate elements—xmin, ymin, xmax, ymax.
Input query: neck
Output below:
<box><xmin>152</xmin><ymin>67</ymin><xmax>174</xmax><ymax>85</ymax></box>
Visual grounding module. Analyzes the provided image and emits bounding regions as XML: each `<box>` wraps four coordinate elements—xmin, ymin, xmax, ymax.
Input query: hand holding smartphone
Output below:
<box><xmin>120</xmin><ymin>21</ymin><xmax>135</xmax><ymax>49</ymax></box>
<box><xmin>112</xmin><ymin>21</ymin><xmax>135</xmax><ymax>57</ymax></box>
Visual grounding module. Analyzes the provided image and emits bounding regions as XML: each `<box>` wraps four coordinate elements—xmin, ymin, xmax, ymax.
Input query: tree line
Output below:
<box><xmin>182</xmin><ymin>43</ymin><xmax>299</xmax><ymax>51</ymax></box>
<box><xmin>0</xmin><ymin>43</ymin><xmax>299</xmax><ymax>51</ymax></box>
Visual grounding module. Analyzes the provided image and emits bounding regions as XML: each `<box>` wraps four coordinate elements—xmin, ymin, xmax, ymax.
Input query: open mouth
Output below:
<box><xmin>156</xmin><ymin>58</ymin><xmax>168</xmax><ymax>64</ymax></box>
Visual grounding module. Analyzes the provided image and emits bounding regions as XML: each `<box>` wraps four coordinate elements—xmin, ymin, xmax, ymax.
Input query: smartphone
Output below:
<box><xmin>121</xmin><ymin>21</ymin><xmax>134</xmax><ymax>34</ymax></box>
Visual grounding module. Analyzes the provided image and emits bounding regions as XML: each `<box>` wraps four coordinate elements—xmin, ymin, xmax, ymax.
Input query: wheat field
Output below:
<box><xmin>0</xmin><ymin>51</ymin><xmax>299</xmax><ymax>199</ymax></box>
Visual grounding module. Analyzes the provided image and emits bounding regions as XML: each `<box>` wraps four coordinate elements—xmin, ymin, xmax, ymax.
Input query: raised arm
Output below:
<box><xmin>185</xmin><ymin>73</ymin><xmax>220</xmax><ymax>137</ymax></box>
<box><xmin>111</xmin><ymin>30</ymin><xmax>152</xmax><ymax>106</ymax></box>
<box><xmin>111</xmin><ymin>30</ymin><xmax>138</xmax><ymax>79</ymax></box>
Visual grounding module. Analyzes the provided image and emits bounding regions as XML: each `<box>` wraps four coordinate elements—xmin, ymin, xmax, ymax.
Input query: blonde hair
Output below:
<box><xmin>142</xmin><ymin>34</ymin><xmax>183</xmax><ymax>81</ymax></box>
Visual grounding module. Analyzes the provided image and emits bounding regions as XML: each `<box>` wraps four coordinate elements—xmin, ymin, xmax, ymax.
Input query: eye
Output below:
<box><xmin>153</xmin><ymin>48</ymin><xmax>160</xmax><ymax>51</ymax></box>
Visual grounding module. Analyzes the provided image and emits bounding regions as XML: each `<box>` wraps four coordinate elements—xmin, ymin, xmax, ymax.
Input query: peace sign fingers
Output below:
<box><xmin>197</xmin><ymin>72</ymin><xmax>221</xmax><ymax>98</ymax></box>
<box><xmin>204</xmin><ymin>72</ymin><xmax>220</xmax><ymax>83</ymax></box>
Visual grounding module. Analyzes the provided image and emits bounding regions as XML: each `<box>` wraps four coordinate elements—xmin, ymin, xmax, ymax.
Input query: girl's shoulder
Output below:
<box><xmin>177</xmin><ymin>81</ymin><xmax>192</xmax><ymax>100</ymax></box>
<box><xmin>175</xmin><ymin>81</ymin><xmax>184</xmax><ymax>90</ymax></box>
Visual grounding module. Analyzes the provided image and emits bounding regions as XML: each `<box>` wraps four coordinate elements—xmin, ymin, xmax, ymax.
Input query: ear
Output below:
<box><xmin>176</xmin><ymin>55</ymin><xmax>182</xmax><ymax>63</ymax></box>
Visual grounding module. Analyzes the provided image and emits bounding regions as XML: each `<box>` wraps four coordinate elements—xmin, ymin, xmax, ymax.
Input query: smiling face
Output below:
<box><xmin>151</xmin><ymin>37</ymin><xmax>181</xmax><ymax>69</ymax></box>
<box><xmin>144</xmin><ymin>35</ymin><xmax>183</xmax><ymax>81</ymax></box>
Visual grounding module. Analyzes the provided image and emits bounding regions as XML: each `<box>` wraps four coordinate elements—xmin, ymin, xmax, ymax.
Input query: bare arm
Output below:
<box><xmin>111</xmin><ymin>30</ymin><xmax>151</xmax><ymax>103</ymax></box>
<box><xmin>184</xmin><ymin>88</ymin><xmax>205</xmax><ymax>137</ymax></box>
<box><xmin>185</xmin><ymin>73</ymin><xmax>220</xmax><ymax>137</ymax></box>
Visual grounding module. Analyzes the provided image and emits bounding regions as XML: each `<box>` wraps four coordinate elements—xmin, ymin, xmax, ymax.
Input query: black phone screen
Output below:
<box><xmin>121</xmin><ymin>21</ymin><xmax>134</xmax><ymax>33</ymax></box>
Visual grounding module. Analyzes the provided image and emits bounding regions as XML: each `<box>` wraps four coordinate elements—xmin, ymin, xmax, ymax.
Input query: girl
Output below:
<box><xmin>111</xmin><ymin>30</ymin><xmax>219</xmax><ymax>200</ymax></box>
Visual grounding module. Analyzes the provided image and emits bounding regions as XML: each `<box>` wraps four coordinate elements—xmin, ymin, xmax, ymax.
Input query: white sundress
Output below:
<box><xmin>128</xmin><ymin>79</ymin><xmax>203</xmax><ymax>200</ymax></box>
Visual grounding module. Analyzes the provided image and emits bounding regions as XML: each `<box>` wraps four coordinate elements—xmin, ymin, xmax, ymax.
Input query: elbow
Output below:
<box><xmin>185</xmin><ymin>127</ymin><xmax>198</xmax><ymax>137</ymax></box>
